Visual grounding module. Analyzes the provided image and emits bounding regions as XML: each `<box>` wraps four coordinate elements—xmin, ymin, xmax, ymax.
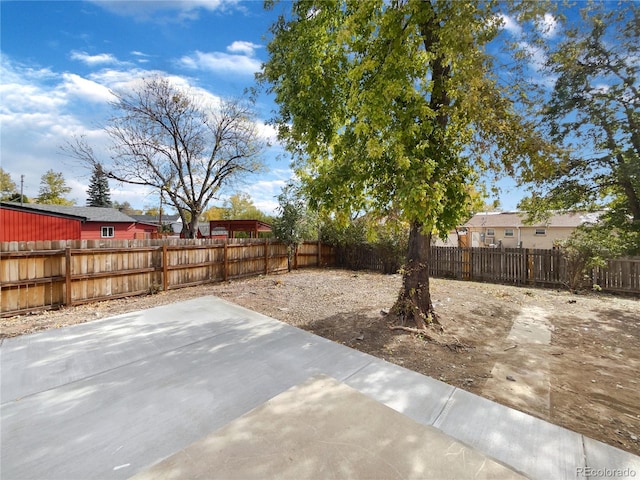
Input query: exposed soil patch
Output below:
<box><xmin>1</xmin><ymin>268</ymin><xmax>638</xmax><ymax>456</ymax></box>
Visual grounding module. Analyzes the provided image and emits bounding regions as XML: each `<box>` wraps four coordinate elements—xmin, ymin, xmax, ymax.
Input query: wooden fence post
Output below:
<box><xmin>264</xmin><ymin>239</ymin><xmax>269</xmax><ymax>275</ymax></box>
<box><xmin>223</xmin><ymin>240</ymin><xmax>228</xmax><ymax>281</ymax></box>
<box><xmin>317</xmin><ymin>239</ymin><xmax>321</xmax><ymax>267</ymax></box>
<box><xmin>162</xmin><ymin>244</ymin><xmax>168</xmax><ymax>291</ymax></box>
<box><xmin>527</xmin><ymin>249</ymin><xmax>535</xmax><ymax>284</ymax></box>
<box><xmin>65</xmin><ymin>246</ymin><xmax>72</xmax><ymax>307</ymax></box>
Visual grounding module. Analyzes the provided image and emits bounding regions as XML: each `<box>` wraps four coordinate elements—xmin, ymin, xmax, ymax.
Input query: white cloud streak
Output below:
<box><xmin>179</xmin><ymin>50</ymin><xmax>262</xmax><ymax>75</ymax></box>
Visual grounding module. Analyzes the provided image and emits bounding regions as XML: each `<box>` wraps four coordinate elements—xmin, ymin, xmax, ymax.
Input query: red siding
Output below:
<box><xmin>81</xmin><ymin>222</ymin><xmax>157</xmax><ymax>240</ymax></box>
<box><xmin>0</xmin><ymin>208</ymin><xmax>82</xmax><ymax>242</ymax></box>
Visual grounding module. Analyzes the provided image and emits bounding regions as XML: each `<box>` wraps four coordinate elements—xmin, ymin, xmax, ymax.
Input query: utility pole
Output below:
<box><xmin>20</xmin><ymin>175</ymin><xmax>24</xmax><ymax>205</ymax></box>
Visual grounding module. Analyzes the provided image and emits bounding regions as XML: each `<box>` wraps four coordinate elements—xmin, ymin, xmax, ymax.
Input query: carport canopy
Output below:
<box><xmin>209</xmin><ymin>219</ymin><xmax>272</xmax><ymax>238</ymax></box>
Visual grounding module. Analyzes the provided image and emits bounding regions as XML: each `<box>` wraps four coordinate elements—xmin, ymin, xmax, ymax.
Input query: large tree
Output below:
<box><xmin>86</xmin><ymin>164</ymin><xmax>112</xmax><ymax>207</ymax></box>
<box><xmin>64</xmin><ymin>77</ymin><xmax>264</xmax><ymax>238</ymax></box>
<box><xmin>36</xmin><ymin>170</ymin><xmax>74</xmax><ymax>205</ymax></box>
<box><xmin>259</xmin><ymin>0</ymin><xmax>549</xmax><ymax>329</ymax></box>
<box><xmin>519</xmin><ymin>2</ymin><xmax>640</xmax><ymax>253</ymax></box>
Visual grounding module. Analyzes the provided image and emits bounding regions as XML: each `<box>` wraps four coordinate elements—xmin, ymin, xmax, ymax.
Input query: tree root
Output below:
<box><xmin>388</xmin><ymin>325</ymin><xmax>437</xmax><ymax>341</ymax></box>
<box><xmin>388</xmin><ymin>325</ymin><xmax>470</xmax><ymax>352</ymax></box>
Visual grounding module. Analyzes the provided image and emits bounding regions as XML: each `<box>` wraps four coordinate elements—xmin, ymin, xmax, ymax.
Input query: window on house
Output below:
<box><xmin>535</xmin><ymin>228</ymin><xmax>546</xmax><ymax>235</ymax></box>
<box><xmin>101</xmin><ymin>226</ymin><xmax>115</xmax><ymax>238</ymax></box>
<box><xmin>486</xmin><ymin>228</ymin><xmax>495</xmax><ymax>237</ymax></box>
<box><xmin>504</xmin><ymin>228</ymin><xmax>514</xmax><ymax>237</ymax></box>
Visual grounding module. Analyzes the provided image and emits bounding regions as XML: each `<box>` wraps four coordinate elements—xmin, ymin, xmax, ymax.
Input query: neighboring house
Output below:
<box><xmin>0</xmin><ymin>202</ymin><xmax>158</xmax><ymax>242</ymax></box>
<box><xmin>460</xmin><ymin>211</ymin><xmax>600</xmax><ymax>249</ymax></box>
<box><xmin>130</xmin><ymin>213</ymin><xmax>181</xmax><ymax>237</ymax></box>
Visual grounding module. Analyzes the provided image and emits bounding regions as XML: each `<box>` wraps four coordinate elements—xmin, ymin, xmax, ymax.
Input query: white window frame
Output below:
<box><xmin>535</xmin><ymin>228</ymin><xmax>546</xmax><ymax>236</ymax></box>
<box><xmin>486</xmin><ymin>228</ymin><xmax>495</xmax><ymax>237</ymax></box>
<box><xmin>101</xmin><ymin>226</ymin><xmax>115</xmax><ymax>238</ymax></box>
<box><xmin>504</xmin><ymin>228</ymin><xmax>514</xmax><ymax>237</ymax></box>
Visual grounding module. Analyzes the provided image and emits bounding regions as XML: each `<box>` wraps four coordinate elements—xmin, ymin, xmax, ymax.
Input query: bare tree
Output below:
<box><xmin>64</xmin><ymin>77</ymin><xmax>264</xmax><ymax>237</ymax></box>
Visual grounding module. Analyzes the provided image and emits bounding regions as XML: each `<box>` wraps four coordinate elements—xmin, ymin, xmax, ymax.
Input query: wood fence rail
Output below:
<box><xmin>1</xmin><ymin>239</ymin><xmax>335</xmax><ymax>317</ymax></box>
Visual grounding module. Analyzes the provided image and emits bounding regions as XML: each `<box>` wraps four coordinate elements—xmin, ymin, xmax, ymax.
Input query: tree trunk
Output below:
<box><xmin>392</xmin><ymin>221</ymin><xmax>438</xmax><ymax>329</ymax></box>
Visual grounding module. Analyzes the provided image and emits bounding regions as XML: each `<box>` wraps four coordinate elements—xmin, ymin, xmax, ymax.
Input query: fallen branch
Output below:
<box><xmin>504</xmin><ymin>344</ymin><xmax>518</xmax><ymax>351</ymax></box>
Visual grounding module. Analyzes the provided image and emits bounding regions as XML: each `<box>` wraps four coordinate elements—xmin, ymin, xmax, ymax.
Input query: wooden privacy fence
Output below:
<box><xmin>429</xmin><ymin>247</ymin><xmax>640</xmax><ymax>293</ymax></box>
<box><xmin>337</xmin><ymin>245</ymin><xmax>640</xmax><ymax>295</ymax></box>
<box><xmin>0</xmin><ymin>239</ymin><xmax>335</xmax><ymax>317</ymax></box>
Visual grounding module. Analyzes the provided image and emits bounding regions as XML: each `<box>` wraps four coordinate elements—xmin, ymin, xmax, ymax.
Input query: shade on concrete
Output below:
<box><xmin>1</xmin><ymin>296</ymin><xmax>639</xmax><ymax>479</ymax></box>
<box><xmin>131</xmin><ymin>375</ymin><xmax>525</xmax><ymax>480</ymax></box>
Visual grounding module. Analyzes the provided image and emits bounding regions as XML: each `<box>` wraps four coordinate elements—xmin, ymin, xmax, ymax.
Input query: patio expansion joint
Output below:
<box><xmin>342</xmin><ymin>359</ymin><xmax>375</xmax><ymax>382</ymax></box>
<box><xmin>431</xmin><ymin>385</ymin><xmax>458</xmax><ymax>427</ymax></box>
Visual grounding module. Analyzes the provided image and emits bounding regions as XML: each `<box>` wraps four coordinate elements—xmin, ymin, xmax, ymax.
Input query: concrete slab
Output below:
<box><xmin>1</xmin><ymin>297</ymin><xmax>374</xmax><ymax>479</ymax></box>
<box><xmin>132</xmin><ymin>375</ymin><xmax>526</xmax><ymax>480</ymax></box>
<box><xmin>344</xmin><ymin>360</ymin><xmax>455</xmax><ymax>426</ymax></box>
<box><xmin>433</xmin><ymin>388</ymin><xmax>585</xmax><ymax>480</ymax></box>
<box><xmin>1</xmin><ymin>297</ymin><xmax>277</xmax><ymax>402</ymax></box>
<box><xmin>2</xmin><ymin>295</ymin><xmax>639</xmax><ymax>480</ymax></box>
<box><xmin>583</xmin><ymin>437</ymin><xmax>640</xmax><ymax>480</ymax></box>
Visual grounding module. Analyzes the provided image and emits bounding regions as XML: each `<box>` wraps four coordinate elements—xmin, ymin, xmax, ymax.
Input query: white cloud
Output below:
<box><xmin>88</xmin><ymin>0</ymin><xmax>240</xmax><ymax>22</ymax></box>
<box><xmin>255</xmin><ymin>121</ymin><xmax>278</xmax><ymax>143</ymax></box>
<box><xmin>227</xmin><ymin>41</ymin><xmax>261</xmax><ymax>56</ymax></box>
<box><xmin>70</xmin><ymin>50</ymin><xmax>121</xmax><ymax>66</ymax></box>
<box><xmin>537</xmin><ymin>13</ymin><xmax>559</xmax><ymax>39</ymax></box>
<box><xmin>498</xmin><ymin>14</ymin><xmax>522</xmax><ymax>37</ymax></box>
<box><xmin>179</xmin><ymin>50</ymin><xmax>262</xmax><ymax>75</ymax></box>
<box><xmin>517</xmin><ymin>41</ymin><xmax>547</xmax><ymax>73</ymax></box>
<box><xmin>61</xmin><ymin>73</ymin><xmax>115</xmax><ymax>103</ymax></box>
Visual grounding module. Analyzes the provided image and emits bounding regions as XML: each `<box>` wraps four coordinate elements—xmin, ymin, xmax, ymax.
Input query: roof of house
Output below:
<box><xmin>130</xmin><ymin>214</ymin><xmax>181</xmax><ymax>224</ymax></box>
<box><xmin>209</xmin><ymin>219</ymin><xmax>272</xmax><ymax>232</ymax></box>
<box><xmin>1</xmin><ymin>202</ymin><xmax>138</xmax><ymax>223</ymax></box>
<box><xmin>463</xmin><ymin>211</ymin><xmax>602</xmax><ymax>229</ymax></box>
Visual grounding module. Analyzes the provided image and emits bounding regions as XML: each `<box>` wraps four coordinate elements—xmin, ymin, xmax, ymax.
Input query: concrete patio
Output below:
<box><xmin>1</xmin><ymin>296</ymin><xmax>638</xmax><ymax>479</ymax></box>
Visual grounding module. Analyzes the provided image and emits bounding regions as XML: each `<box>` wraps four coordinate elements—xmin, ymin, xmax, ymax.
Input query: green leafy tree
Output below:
<box><xmin>222</xmin><ymin>192</ymin><xmax>272</xmax><ymax>223</ymax></box>
<box><xmin>520</xmin><ymin>2</ymin><xmax>640</xmax><ymax>253</ymax></box>
<box><xmin>36</xmin><ymin>170</ymin><xmax>74</xmax><ymax>205</ymax></box>
<box><xmin>0</xmin><ymin>168</ymin><xmax>18</xmax><ymax>201</ymax></box>
<box><xmin>558</xmin><ymin>225</ymin><xmax>626</xmax><ymax>292</ymax></box>
<box><xmin>86</xmin><ymin>164</ymin><xmax>112</xmax><ymax>207</ymax></box>
<box><xmin>273</xmin><ymin>184</ymin><xmax>317</xmax><ymax>271</ymax></box>
<box><xmin>63</xmin><ymin>77</ymin><xmax>264</xmax><ymax>238</ymax></box>
<box><xmin>259</xmin><ymin>0</ymin><xmax>550</xmax><ymax>328</ymax></box>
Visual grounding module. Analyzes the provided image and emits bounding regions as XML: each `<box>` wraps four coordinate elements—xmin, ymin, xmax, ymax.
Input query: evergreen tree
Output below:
<box><xmin>86</xmin><ymin>165</ymin><xmax>112</xmax><ymax>207</ymax></box>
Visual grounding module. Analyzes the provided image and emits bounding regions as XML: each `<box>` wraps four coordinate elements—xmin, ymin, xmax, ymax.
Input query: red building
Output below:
<box><xmin>0</xmin><ymin>202</ymin><xmax>158</xmax><ymax>242</ymax></box>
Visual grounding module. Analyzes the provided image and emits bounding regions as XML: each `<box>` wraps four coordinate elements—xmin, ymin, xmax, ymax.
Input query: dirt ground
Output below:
<box><xmin>1</xmin><ymin>268</ymin><xmax>639</xmax><ymax>456</ymax></box>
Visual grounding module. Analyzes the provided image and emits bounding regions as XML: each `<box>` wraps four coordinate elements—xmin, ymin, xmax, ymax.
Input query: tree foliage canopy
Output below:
<box><xmin>36</xmin><ymin>169</ymin><xmax>74</xmax><ymax>205</ymax></box>
<box><xmin>260</xmin><ymin>0</ymin><xmax>548</xmax><ymax>237</ymax></box>
<box><xmin>519</xmin><ymin>2</ymin><xmax>640</xmax><ymax>252</ymax></box>
<box><xmin>259</xmin><ymin>0</ymin><xmax>551</xmax><ymax>326</ymax></box>
<box><xmin>0</xmin><ymin>168</ymin><xmax>18</xmax><ymax>201</ymax></box>
<box><xmin>222</xmin><ymin>192</ymin><xmax>272</xmax><ymax>222</ymax></box>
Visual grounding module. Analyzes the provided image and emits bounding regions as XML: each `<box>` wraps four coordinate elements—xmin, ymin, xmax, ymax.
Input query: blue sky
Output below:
<box><xmin>1</xmin><ymin>0</ymin><xmax>290</xmax><ymax>213</ymax></box>
<box><xmin>1</xmin><ymin>1</ymin><xmax>574</xmax><ymax>215</ymax></box>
